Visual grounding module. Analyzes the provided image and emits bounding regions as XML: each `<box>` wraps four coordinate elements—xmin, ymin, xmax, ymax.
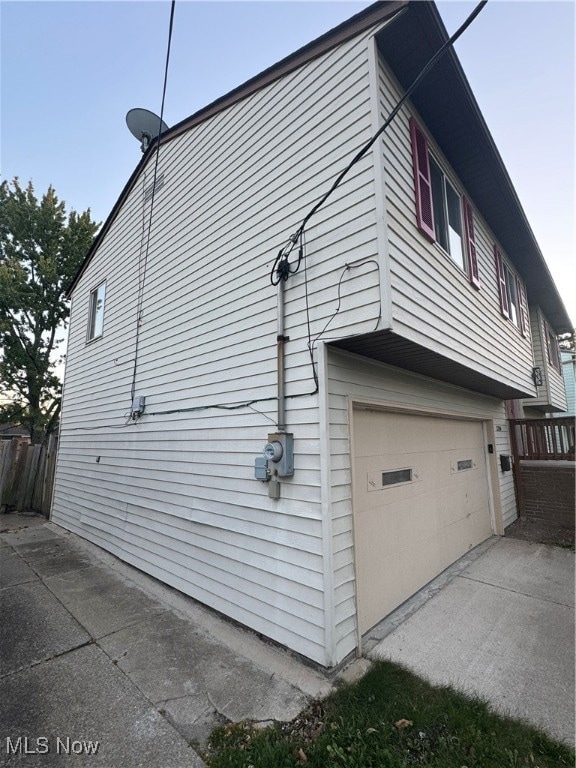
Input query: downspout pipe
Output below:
<box><xmin>277</xmin><ymin>278</ymin><xmax>287</xmax><ymax>432</ymax></box>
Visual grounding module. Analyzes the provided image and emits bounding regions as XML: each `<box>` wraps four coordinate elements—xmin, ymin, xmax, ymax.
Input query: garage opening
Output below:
<box><xmin>352</xmin><ymin>406</ymin><xmax>493</xmax><ymax>635</ymax></box>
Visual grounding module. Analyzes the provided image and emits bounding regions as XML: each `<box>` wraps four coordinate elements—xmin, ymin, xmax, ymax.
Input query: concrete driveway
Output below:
<box><xmin>366</xmin><ymin>536</ymin><xmax>575</xmax><ymax>746</ymax></box>
<box><xmin>1</xmin><ymin>514</ymin><xmax>573</xmax><ymax>765</ymax></box>
<box><xmin>0</xmin><ymin>514</ymin><xmax>332</xmax><ymax>767</ymax></box>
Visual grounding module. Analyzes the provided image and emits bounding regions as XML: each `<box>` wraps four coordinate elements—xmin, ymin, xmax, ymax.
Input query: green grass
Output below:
<box><xmin>203</xmin><ymin>661</ymin><xmax>574</xmax><ymax>768</ymax></box>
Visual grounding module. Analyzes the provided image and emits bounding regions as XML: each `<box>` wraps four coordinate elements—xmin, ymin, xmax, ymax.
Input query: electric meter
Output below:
<box><xmin>264</xmin><ymin>441</ymin><xmax>283</xmax><ymax>462</ymax></box>
<box><xmin>265</xmin><ymin>433</ymin><xmax>294</xmax><ymax>477</ymax></box>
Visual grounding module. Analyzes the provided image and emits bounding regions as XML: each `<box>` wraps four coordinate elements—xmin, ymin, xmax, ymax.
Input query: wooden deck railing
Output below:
<box><xmin>510</xmin><ymin>417</ymin><xmax>575</xmax><ymax>461</ymax></box>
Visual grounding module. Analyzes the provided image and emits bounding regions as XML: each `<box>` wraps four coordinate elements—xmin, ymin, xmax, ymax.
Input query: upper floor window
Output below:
<box><xmin>429</xmin><ymin>158</ymin><xmax>465</xmax><ymax>270</ymax></box>
<box><xmin>88</xmin><ymin>282</ymin><xmax>106</xmax><ymax>340</ymax></box>
<box><xmin>494</xmin><ymin>247</ymin><xmax>526</xmax><ymax>336</ymax></box>
<box><xmin>546</xmin><ymin>324</ymin><xmax>561</xmax><ymax>373</ymax></box>
<box><xmin>504</xmin><ymin>264</ymin><xmax>519</xmax><ymax>326</ymax></box>
<box><xmin>409</xmin><ymin>117</ymin><xmax>480</xmax><ymax>289</ymax></box>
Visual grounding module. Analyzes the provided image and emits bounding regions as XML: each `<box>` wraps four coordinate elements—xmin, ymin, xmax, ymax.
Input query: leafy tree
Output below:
<box><xmin>0</xmin><ymin>178</ymin><xmax>99</xmax><ymax>443</ymax></box>
<box><xmin>558</xmin><ymin>330</ymin><xmax>575</xmax><ymax>352</ymax></box>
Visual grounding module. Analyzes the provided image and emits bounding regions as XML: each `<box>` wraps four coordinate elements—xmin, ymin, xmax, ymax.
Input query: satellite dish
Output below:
<box><xmin>126</xmin><ymin>108</ymin><xmax>169</xmax><ymax>153</ymax></box>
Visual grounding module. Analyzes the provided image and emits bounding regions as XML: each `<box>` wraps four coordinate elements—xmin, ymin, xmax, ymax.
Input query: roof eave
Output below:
<box><xmin>375</xmin><ymin>1</ymin><xmax>572</xmax><ymax>333</ymax></box>
<box><xmin>66</xmin><ymin>1</ymin><xmax>571</xmax><ymax>336</ymax></box>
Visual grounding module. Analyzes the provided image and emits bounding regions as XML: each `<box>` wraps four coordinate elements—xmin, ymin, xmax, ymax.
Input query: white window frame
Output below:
<box><xmin>494</xmin><ymin>246</ymin><xmax>526</xmax><ymax>335</ymax></box>
<box><xmin>410</xmin><ymin>117</ymin><xmax>480</xmax><ymax>288</ymax></box>
<box><xmin>502</xmin><ymin>264</ymin><xmax>520</xmax><ymax>328</ymax></box>
<box><xmin>546</xmin><ymin>324</ymin><xmax>561</xmax><ymax>373</ymax></box>
<box><xmin>87</xmin><ymin>281</ymin><xmax>106</xmax><ymax>341</ymax></box>
<box><xmin>429</xmin><ymin>156</ymin><xmax>466</xmax><ymax>272</ymax></box>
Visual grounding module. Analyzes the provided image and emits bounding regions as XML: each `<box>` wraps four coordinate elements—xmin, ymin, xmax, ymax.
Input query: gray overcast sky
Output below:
<box><xmin>1</xmin><ymin>0</ymin><xmax>575</xmax><ymax>324</ymax></box>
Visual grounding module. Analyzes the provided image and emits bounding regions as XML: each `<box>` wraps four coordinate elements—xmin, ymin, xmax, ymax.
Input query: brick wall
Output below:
<box><xmin>519</xmin><ymin>462</ymin><xmax>575</xmax><ymax>526</ymax></box>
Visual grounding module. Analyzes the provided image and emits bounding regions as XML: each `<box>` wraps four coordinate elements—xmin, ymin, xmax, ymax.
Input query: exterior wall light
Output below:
<box><xmin>532</xmin><ymin>367</ymin><xmax>543</xmax><ymax>386</ymax></box>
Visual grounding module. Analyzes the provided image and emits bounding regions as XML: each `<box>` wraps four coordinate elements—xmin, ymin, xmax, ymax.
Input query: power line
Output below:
<box><xmin>130</xmin><ymin>0</ymin><xmax>177</xmax><ymax>402</ymax></box>
<box><xmin>271</xmin><ymin>0</ymin><xmax>489</xmax><ymax>285</ymax></box>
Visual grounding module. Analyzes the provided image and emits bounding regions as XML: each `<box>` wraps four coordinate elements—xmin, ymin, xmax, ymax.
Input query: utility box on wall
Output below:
<box><xmin>265</xmin><ymin>433</ymin><xmax>294</xmax><ymax>477</ymax></box>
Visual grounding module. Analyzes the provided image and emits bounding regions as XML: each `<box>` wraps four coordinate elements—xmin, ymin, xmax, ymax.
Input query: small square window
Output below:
<box><xmin>88</xmin><ymin>282</ymin><xmax>106</xmax><ymax>340</ymax></box>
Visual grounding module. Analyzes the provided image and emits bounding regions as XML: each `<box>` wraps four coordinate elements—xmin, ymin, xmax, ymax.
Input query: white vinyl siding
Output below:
<box><xmin>494</xmin><ymin>416</ymin><xmax>518</xmax><ymax>530</ymax></box>
<box><xmin>376</xmin><ymin>56</ymin><xmax>535</xmax><ymax>396</ymax></box>
<box><xmin>52</xmin><ymin>28</ymin><xmax>384</xmax><ymax>666</ymax></box>
<box><xmin>525</xmin><ymin>306</ymin><xmax>567</xmax><ymax>412</ymax></box>
<box><xmin>326</xmin><ymin>347</ymin><xmax>515</xmax><ymax>662</ymax></box>
<box><xmin>53</xmin><ymin>21</ymin><xmax>551</xmax><ymax>669</ymax></box>
<box><xmin>527</xmin><ymin>306</ymin><xmax>548</xmax><ymax>411</ymax></box>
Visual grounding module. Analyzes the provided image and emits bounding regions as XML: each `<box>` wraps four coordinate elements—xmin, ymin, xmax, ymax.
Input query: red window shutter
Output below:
<box><xmin>409</xmin><ymin>118</ymin><xmax>435</xmax><ymax>241</ymax></box>
<box><xmin>494</xmin><ymin>246</ymin><xmax>509</xmax><ymax>318</ymax></box>
<box><xmin>463</xmin><ymin>198</ymin><xmax>480</xmax><ymax>289</ymax></box>
<box><xmin>515</xmin><ymin>276</ymin><xmax>526</xmax><ymax>337</ymax></box>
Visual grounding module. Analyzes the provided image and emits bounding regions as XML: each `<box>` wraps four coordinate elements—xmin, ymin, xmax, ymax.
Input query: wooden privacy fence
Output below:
<box><xmin>510</xmin><ymin>417</ymin><xmax>575</xmax><ymax>461</ymax></box>
<box><xmin>0</xmin><ymin>435</ymin><xmax>58</xmax><ymax>517</ymax></box>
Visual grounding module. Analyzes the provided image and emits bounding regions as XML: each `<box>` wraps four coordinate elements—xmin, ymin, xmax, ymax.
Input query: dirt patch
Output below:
<box><xmin>0</xmin><ymin>510</ymin><xmax>47</xmax><ymax>533</ymax></box>
<box><xmin>505</xmin><ymin>516</ymin><xmax>575</xmax><ymax>550</ymax></box>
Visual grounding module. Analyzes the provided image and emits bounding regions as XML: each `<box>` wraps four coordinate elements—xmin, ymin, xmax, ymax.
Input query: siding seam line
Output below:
<box><xmin>368</xmin><ymin>36</ymin><xmax>393</xmax><ymax>330</ymax></box>
<box><xmin>319</xmin><ymin>341</ymin><xmax>336</xmax><ymax>666</ymax></box>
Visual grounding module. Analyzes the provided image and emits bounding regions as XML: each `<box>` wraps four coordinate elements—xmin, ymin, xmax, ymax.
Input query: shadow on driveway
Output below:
<box><xmin>368</xmin><ymin>537</ymin><xmax>575</xmax><ymax>746</ymax></box>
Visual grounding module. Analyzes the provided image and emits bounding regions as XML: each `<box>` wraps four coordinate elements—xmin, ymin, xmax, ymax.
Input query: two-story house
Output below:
<box><xmin>51</xmin><ymin>0</ymin><xmax>572</xmax><ymax>668</ymax></box>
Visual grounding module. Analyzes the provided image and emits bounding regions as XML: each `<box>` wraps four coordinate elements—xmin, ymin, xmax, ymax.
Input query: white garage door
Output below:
<box><xmin>353</xmin><ymin>407</ymin><xmax>493</xmax><ymax>634</ymax></box>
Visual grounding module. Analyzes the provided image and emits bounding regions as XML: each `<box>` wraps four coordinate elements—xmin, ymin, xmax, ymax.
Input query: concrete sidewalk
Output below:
<box><xmin>366</xmin><ymin>536</ymin><xmax>575</xmax><ymax>746</ymax></box>
<box><xmin>0</xmin><ymin>513</ymin><xmax>333</xmax><ymax>767</ymax></box>
<box><xmin>1</xmin><ymin>514</ymin><xmax>574</xmax><ymax>765</ymax></box>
